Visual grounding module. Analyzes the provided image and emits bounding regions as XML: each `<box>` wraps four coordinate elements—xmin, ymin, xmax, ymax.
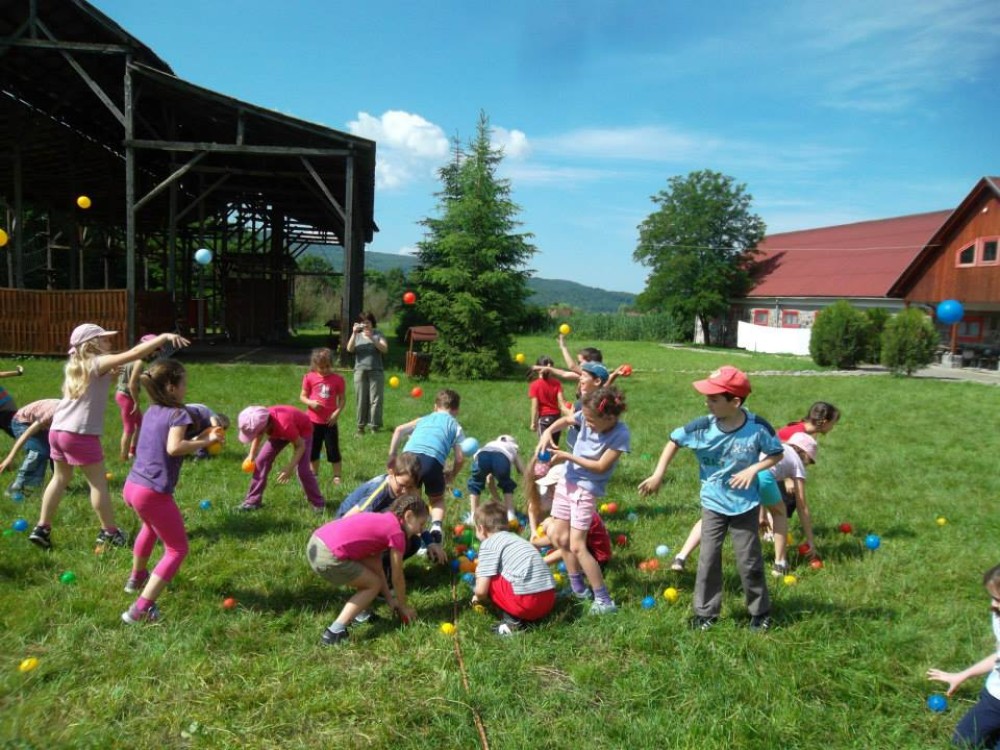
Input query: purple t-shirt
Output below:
<box><xmin>127</xmin><ymin>404</ymin><xmax>193</xmax><ymax>495</ymax></box>
<box><xmin>313</xmin><ymin>511</ymin><xmax>406</xmax><ymax>560</ymax></box>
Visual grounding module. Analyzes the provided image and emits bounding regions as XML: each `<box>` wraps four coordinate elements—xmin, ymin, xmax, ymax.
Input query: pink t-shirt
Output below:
<box><xmin>267</xmin><ymin>405</ymin><xmax>313</xmax><ymax>442</ymax></box>
<box><xmin>13</xmin><ymin>399</ymin><xmax>61</xmax><ymax>428</ymax></box>
<box><xmin>51</xmin><ymin>359</ymin><xmax>114</xmax><ymax>435</ymax></box>
<box><xmin>301</xmin><ymin>371</ymin><xmax>345</xmax><ymax>424</ymax></box>
<box><xmin>314</xmin><ymin>511</ymin><xmax>406</xmax><ymax>560</ymax></box>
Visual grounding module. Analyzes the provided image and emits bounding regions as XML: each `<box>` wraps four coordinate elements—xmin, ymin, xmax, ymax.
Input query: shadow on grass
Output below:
<box><xmin>188</xmin><ymin>514</ymin><xmax>302</xmax><ymax>543</ymax></box>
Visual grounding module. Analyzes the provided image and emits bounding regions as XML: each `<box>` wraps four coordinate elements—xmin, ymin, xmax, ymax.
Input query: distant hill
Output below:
<box><xmin>306</xmin><ymin>248</ymin><xmax>636</xmax><ymax>313</ymax></box>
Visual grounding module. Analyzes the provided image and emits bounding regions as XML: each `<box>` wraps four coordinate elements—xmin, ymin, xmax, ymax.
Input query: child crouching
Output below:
<box><xmin>472</xmin><ymin>502</ymin><xmax>556</xmax><ymax>636</ymax></box>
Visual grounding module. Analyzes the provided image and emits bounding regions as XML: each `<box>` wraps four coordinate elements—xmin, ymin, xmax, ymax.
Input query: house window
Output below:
<box><xmin>981</xmin><ymin>238</ymin><xmax>999</xmax><ymax>265</ymax></box>
<box><xmin>752</xmin><ymin>309</ymin><xmax>769</xmax><ymax>326</ymax></box>
<box><xmin>957</xmin><ymin>244</ymin><xmax>975</xmax><ymax>266</ymax></box>
<box><xmin>957</xmin><ymin>317</ymin><xmax>984</xmax><ymax>343</ymax></box>
<box><xmin>781</xmin><ymin>310</ymin><xmax>800</xmax><ymax>328</ymax></box>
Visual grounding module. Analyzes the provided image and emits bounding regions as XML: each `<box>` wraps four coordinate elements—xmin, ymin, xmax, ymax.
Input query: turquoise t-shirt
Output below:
<box><xmin>403</xmin><ymin>411</ymin><xmax>464</xmax><ymax>465</ymax></box>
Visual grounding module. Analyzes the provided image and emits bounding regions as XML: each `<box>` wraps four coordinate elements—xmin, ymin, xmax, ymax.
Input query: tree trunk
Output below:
<box><xmin>700</xmin><ymin>315</ymin><xmax>712</xmax><ymax>347</ymax></box>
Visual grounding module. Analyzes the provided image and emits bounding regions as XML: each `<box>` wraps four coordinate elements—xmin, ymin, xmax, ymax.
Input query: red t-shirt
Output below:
<box><xmin>588</xmin><ymin>513</ymin><xmax>612</xmax><ymax>565</ymax></box>
<box><xmin>301</xmin><ymin>371</ymin><xmax>346</xmax><ymax>424</ymax></box>
<box><xmin>777</xmin><ymin>421</ymin><xmax>806</xmax><ymax>442</ymax></box>
<box><xmin>529</xmin><ymin>377</ymin><xmax>563</xmax><ymax>417</ymax></box>
<box><xmin>267</xmin><ymin>405</ymin><xmax>313</xmax><ymax>442</ymax></box>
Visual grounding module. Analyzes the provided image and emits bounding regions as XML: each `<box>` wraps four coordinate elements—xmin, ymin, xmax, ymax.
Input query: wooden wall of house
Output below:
<box><xmin>906</xmin><ymin>193</ymin><xmax>1000</xmax><ymax>303</ymax></box>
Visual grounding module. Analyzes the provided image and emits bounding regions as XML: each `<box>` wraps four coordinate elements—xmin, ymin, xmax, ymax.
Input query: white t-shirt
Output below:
<box><xmin>479</xmin><ymin>435</ymin><xmax>519</xmax><ymax>464</ymax></box>
<box><xmin>770</xmin><ymin>444</ymin><xmax>808</xmax><ymax>483</ymax></box>
<box><xmin>986</xmin><ymin>612</ymin><xmax>1000</xmax><ymax>699</ymax></box>
<box><xmin>51</xmin><ymin>359</ymin><xmax>113</xmax><ymax>435</ymax></box>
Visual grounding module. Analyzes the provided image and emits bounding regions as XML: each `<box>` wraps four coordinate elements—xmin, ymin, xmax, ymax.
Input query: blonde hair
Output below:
<box><xmin>63</xmin><ymin>340</ymin><xmax>104</xmax><ymax>399</ymax></box>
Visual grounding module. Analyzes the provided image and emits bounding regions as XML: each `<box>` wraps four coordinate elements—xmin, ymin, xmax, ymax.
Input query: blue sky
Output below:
<box><xmin>95</xmin><ymin>0</ymin><xmax>999</xmax><ymax>293</ymax></box>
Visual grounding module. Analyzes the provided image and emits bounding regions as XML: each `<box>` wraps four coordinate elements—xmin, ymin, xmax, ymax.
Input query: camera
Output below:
<box><xmin>353</xmin><ymin>324</ymin><xmax>364</xmax><ymax>333</ymax></box>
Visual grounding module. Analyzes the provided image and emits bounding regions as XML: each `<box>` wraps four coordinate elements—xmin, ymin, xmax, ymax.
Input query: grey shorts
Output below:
<box><xmin>307</xmin><ymin>534</ymin><xmax>365</xmax><ymax>585</ymax></box>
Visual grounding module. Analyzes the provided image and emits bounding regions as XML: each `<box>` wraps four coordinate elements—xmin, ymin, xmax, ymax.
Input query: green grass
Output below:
<box><xmin>0</xmin><ymin>341</ymin><xmax>996</xmax><ymax>748</ymax></box>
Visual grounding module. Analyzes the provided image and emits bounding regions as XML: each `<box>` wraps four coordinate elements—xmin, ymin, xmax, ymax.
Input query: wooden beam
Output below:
<box><xmin>127</xmin><ymin>139</ymin><xmax>350</xmax><ymax>157</ymax></box>
<box><xmin>0</xmin><ymin>38</ymin><xmax>131</xmax><ymax>54</ymax></box>
<box><xmin>174</xmin><ymin>173</ymin><xmax>230</xmax><ymax>224</ymax></box>
<box><xmin>133</xmin><ymin>151</ymin><xmax>206</xmax><ymax>212</ymax></box>
<box><xmin>300</xmin><ymin>157</ymin><xmax>346</xmax><ymax>222</ymax></box>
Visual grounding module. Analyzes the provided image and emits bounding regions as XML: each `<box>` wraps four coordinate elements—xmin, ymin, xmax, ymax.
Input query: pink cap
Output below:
<box><xmin>692</xmin><ymin>366</ymin><xmax>751</xmax><ymax>399</ymax></box>
<box><xmin>786</xmin><ymin>432</ymin><xmax>818</xmax><ymax>464</ymax></box>
<box><xmin>68</xmin><ymin>323</ymin><xmax>117</xmax><ymax>354</ymax></box>
<box><xmin>238</xmin><ymin>406</ymin><xmax>270</xmax><ymax>443</ymax></box>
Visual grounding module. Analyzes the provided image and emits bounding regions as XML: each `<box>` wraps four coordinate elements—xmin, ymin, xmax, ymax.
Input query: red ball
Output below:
<box><xmin>606</xmin><ymin>502</ymin><xmax>618</xmax><ymax>514</ymax></box>
<box><xmin>615</xmin><ymin>534</ymin><xmax>628</xmax><ymax>547</ymax></box>
<box><xmin>638</xmin><ymin>560</ymin><xmax>649</xmax><ymax>571</ymax></box>
<box><xmin>222</xmin><ymin>597</ymin><xmax>238</xmax><ymax>610</ymax></box>
<box><xmin>411</xmin><ymin>387</ymin><xmax>423</xmax><ymax>398</ymax></box>
<box><xmin>621</xmin><ymin>364</ymin><xmax>633</xmax><ymax>376</ymax></box>
<box><xmin>453</xmin><ymin>524</ymin><xmax>465</xmax><ymax>537</ymax></box>
<box><xmin>809</xmin><ymin>558</ymin><xmax>824</xmax><ymax>570</ymax></box>
<box><xmin>839</xmin><ymin>522</ymin><xmax>853</xmax><ymax>534</ymax></box>
<box><xmin>797</xmin><ymin>543</ymin><xmax>812</xmax><ymax>556</ymax></box>
<box><xmin>402</xmin><ymin>291</ymin><xmax>417</xmax><ymax>305</ymax></box>
<box><xmin>647</xmin><ymin>558</ymin><xmax>660</xmax><ymax>571</ymax></box>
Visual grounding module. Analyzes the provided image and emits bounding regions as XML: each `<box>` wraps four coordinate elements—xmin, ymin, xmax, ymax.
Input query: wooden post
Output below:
<box><xmin>124</xmin><ymin>55</ymin><xmax>136</xmax><ymax>344</ymax></box>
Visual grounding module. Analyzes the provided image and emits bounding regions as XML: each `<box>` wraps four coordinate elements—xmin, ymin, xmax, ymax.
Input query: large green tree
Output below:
<box><xmin>411</xmin><ymin>112</ymin><xmax>535</xmax><ymax>378</ymax></box>
<box><xmin>633</xmin><ymin>170</ymin><xmax>766</xmax><ymax>345</ymax></box>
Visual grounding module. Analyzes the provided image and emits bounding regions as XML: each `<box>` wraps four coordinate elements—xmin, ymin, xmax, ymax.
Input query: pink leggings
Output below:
<box><xmin>115</xmin><ymin>392</ymin><xmax>143</xmax><ymax>433</ymax></box>
<box><xmin>123</xmin><ymin>480</ymin><xmax>189</xmax><ymax>582</ymax></box>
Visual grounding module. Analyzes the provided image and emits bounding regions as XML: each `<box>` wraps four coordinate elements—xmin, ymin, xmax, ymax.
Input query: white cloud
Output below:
<box><xmin>491</xmin><ymin>126</ymin><xmax>531</xmax><ymax>159</ymax></box>
<box><xmin>397</xmin><ymin>245</ymin><xmax>420</xmax><ymax>256</ymax></box>
<box><xmin>348</xmin><ymin>110</ymin><xmax>450</xmax><ymax>190</ymax></box>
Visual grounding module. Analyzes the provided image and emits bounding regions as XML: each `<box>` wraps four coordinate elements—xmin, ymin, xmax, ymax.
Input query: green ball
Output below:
<box><xmin>60</xmin><ymin>571</ymin><xmax>77</xmax><ymax>584</ymax></box>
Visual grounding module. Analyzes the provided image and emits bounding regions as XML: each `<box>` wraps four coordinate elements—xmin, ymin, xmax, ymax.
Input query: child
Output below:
<box><xmin>336</xmin><ymin>452</ymin><xmax>422</xmax><ymax>519</ymax></box>
<box><xmin>29</xmin><ymin>325</ymin><xmax>189</xmax><ymax>551</ymax></box>
<box><xmin>299</xmin><ymin>347</ymin><xmax>346</xmax><ymax>487</ymax></box>
<box><xmin>185</xmin><ymin>403</ymin><xmax>230</xmax><ymax>458</ymax></box>
<box><xmin>307</xmin><ymin>495</ymin><xmax>427</xmax><ymax>645</ymax></box>
<box><xmin>0</xmin><ymin>398</ymin><xmax>60</xmax><ymax>498</ymax></box>
<box><xmin>121</xmin><ymin>359</ymin><xmax>223</xmax><ymax>624</ymax></box>
<box><xmin>467</xmin><ymin>435</ymin><xmax>525</xmax><ymax>524</ymax></box>
<box><xmin>237</xmin><ymin>404</ymin><xmax>326</xmax><ymax>512</ymax></box>
<box><xmin>388</xmin><ymin>389</ymin><xmax>465</xmax><ymax>562</ymax></box>
<box><xmin>529</xmin><ymin>357</ymin><xmax>564</xmax><ymax>444</ymax></box>
<box><xmin>537</xmin><ymin>385</ymin><xmax>630</xmax><ymax>615</ymax></box>
<box><xmin>0</xmin><ymin>364</ymin><xmax>25</xmax><ymax>438</ymax></box>
<box><xmin>638</xmin><ymin>366</ymin><xmax>783</xmax><ymax>631</ymax></box>
<box><xmin>777</xmin><ymin>401</ymin><xmax>840</xmax><ymax>441</ymax></box>
<box><xmin>928</xmin><ymin>564</ymin><xmax>1000</xmax><ymax>748</ymax></box>
<box><xmin>472</xmin><ymin>501</ymin><xmax>557</xmax><ymax>635</ymax></box>
<box><xmin>114</xmin><ymin>333</ymin><xmax>158</xmax><ymax>461</ymax></box>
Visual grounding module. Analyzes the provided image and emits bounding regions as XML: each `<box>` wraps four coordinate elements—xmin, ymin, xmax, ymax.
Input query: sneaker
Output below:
<box><xmin>572</xmin><ymin>588</ymin><xmax>594</xmax><ymax>601</ymax></box>
<box><xmin>670</xmin><ymin>556</ymin><xmax>686</xmax><ymax>572</ymax></box>
<box><xmin>28</xmin><ymin>525</ymin><xmax>52</xmax><ymax>550</ymax></box>
<box><xmin>690</xmin><ymin>615</ymin><xmax>718</xmax><ymax>631</ymax></box>
<box><xmin>589</xmin><ymin>600</ymin><xmax>618</xmax><ymax>615</ymax></box>
<box><xmin>493</xmin><ymin>617</ymin><xmax>524</xmax><ymax>636</ymax></box>
<box><xmin>95</xmin><ymin>528</ymin><xmax>130</xmax><ymax>548</ymax></box>
<box><xmin>236</xmin><ymin>502</ymin><xmax>262</xmax><ymax>512</ymax></box>
<box><xmin>352</xmin><ymin>610</ymin><xmax>374</xmax><ymax>625</ymax></box>
<box><xmin>5</xmin><ymin>482</ymin><xmax>24</xmax><ymax>497</ymax></box>
<box><xmin>121</xmin><ymin>602</ymin><xmax>161</xmax><ymax>625</ymax></box>
<box><xmin>771</xmin><ymin>561</ymin><xmax>789</xmax><ymax>578</ymax></box>
<box><xmin>311</xmin><ymin>504</ymin><xmax>326</xmax><ymax>515</ymax></box>
<box><xmin>321</xmin><ymin>627</ymin><xmax>349</xmax><ymax>646</ymax></box>
<box><xmin>124</xmin><ymin>570</ymin><xmax>150</xmax><ymax>594</ymax></box>
<box><xmin>749</xmin><ymin>614</ymin><xmax>773</xmax><ymax>632</ymax></box>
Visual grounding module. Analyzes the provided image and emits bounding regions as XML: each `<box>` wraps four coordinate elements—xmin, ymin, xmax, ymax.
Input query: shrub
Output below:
<box><xmin>880</xmin><ymin>308</ymin><xmax>939</xmax><ymax>375</ymax></box>
<box><xmin>809</xmin><ymin>300</ymin><xmax>870</xmax><ymax>368</ymax></box>
<box><xmin>863</xmin><ymin>308</ymin><xmax>891</xmax><ymax>363</ymax></box>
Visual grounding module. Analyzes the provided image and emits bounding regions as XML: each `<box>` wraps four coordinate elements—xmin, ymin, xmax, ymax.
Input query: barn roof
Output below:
<box><xmin>748</xmin><ymin>210</ymin><xmax>952</xmax><ymax>299</ymax></box>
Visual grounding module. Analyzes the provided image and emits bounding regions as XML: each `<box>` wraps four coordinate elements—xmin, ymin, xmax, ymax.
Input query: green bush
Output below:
<box><xmin>863</xmin><ymin>308</ymin><xmax>891</xmax><ymax>363</ymax></box>
<box><xmin>809</xmin><ymin>300</ymin><xmax>870</xmax><ymax>368</ymax></box>
<box><xmin>880</xmin><ymin>307</ymin><xmax>939</xmax><ymax>375</ymax></box>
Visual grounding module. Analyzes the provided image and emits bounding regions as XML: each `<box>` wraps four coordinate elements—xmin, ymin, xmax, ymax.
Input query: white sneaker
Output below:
<box><xmin>589</xmin><ymin>600</ymin><xmax>618</xmax><ymax>615</ymax></box>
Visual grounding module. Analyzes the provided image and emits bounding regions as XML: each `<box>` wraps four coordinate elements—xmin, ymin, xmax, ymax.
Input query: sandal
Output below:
<box><xmin>670</xmin><ymin>556</ymin><xmax>686</xmax><ymax>572</ymax></box>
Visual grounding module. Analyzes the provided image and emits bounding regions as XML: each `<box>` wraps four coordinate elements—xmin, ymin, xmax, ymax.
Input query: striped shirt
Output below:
<box><xmin>476</xmin><ymin>531</ymin><xmax>555</xmax><ymax>595</ymax></box>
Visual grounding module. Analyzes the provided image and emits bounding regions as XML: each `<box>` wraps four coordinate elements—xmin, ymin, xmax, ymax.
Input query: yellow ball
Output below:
<box><xmin>0</xmin><ymin>229</ymin><xmax>8</xmax><ymax>247</ymax></box>
<box><xmin>786</xmin><ymin>533</ymin><xmax>794</xmax><ymax>545</ymax></box>
<box><xmin>207</xmin><ymin>442</ymin><xmax>222</xmax><ymax>456</ymax></box>
<box><xmin>553</xmin><ymin>572</ymin><xmax>564</xmax><ymax>585</ymax></box>
<box><xmin>19</xmin><ymin>657</ymin><xmax>39</xmax><ymax>673</ymax></box>
<box><xmin>76</xmin><ymin>195</ymin><xmax>92</xmax><ymax>210</ymax></box>
<box><xmin>783</xmin><ymin>574</ymin><xmax>797</xmax><ymax>586</ymax></box>
<box><xmin>599</xmin><ymin>503</ymin><xmax>609</xmax><ymax>513</ymax></box>
<box><xmin>388</xmin><ymin>376</ymin><xmax>400</xmax><ymax>388</ymax></box>
<box><xmin>514</xmin><ymin>353</ymin><xmax>526</xmax><ymax>364</ymax></box>
<box><xmin>440</xmin><ymin>622</ymin><xmax>456</xmax><ymax>635</ymax></box>
<box><xmin>559</xmin><ymin>323</ymin><xmax>571</xmax><ymax>336</ymax></box>
<box><xmin>663</xmin><ymin>587</ymin><xmax>679</xmax><ymax>603</ymax></box>
<box><xmin>936</xmin><ymin>516</ymin><xmax>947</xmax><ymax>526</ymax></box>
<box><xmin>105</xmin><ymin>472</ymin><xmax>114</xmax><ymax>481</ymax></box>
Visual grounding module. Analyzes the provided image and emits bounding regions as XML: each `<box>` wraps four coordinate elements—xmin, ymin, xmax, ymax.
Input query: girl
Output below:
<box><xmin>121</xmin><ymin>359</ymin><xmax>223</xmax><ymax>624</ymax></box>
<box><xmin>536</xmin><ymin>385</ymin><xmax>630</xmax><ymax>615</ymax></box>
<box><xmin>928</xmin><ymin>564</ymin><xmax>1000</xmax><ymax>748</ymax></box>
<box><xmin>29</xmin><ymin>325</ymin><xmax>189</xmax><ymax>551</ymax></box>
<box><xmin>115</xmin><ymin>333</ymin><xmax>158</xmax><ymax>461</ymax></box>
<box><xmin>528</xmin><ymin>356</ymin><xmax>564</xmax><ymax>445</ymax></box>
<box><xmin>299</xmin><ymin>347</ymin><xmax>346</xmax><ymax>487</ymax></box>
<box><xmin>237</xmin><ymin>404</ymin><xmax>326</xmax><ymax>512</ymax></box>
<box><xmin>307</xmin><ymin>495</ymin><xmax>427</xmax><ymax>645</ymax></box>
<box><xmin>777</xmin><ymin>401</ymin><xmax>840</xmax><ymax>441</ymax></box>
<box><xmin>0</xmin><ymin>398</ymin><xmax>60</xmax><ymax>498</ymax></box>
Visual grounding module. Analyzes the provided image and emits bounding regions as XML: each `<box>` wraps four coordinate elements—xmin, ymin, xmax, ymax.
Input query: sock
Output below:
<box><xmin>507</xmin><ymin>510</ymin><xmax>517</xmax><ymax>521</ymax></box>
<box><xmin>569</xmin><ymin>573</ymin><xmax>587</xmax><ymax>595</ymax></box>
<box><xmin>594</xmin><ymin>586</ymin><xmax>613</xmax><ymax>606</ymax></box>
<box><xmin>135</xmin><ymin>597</ymin><xmax>154</xmax><ymax>612</ymax></box>
<box><xmin>429</xmin><ymin>521</ymin><xmax>443</xmax><ymax>545</ymax></box>
<box><xmin>328</xmin><ymin>621</ymin><xmax>347</xmax><ymax>634</ymax></box>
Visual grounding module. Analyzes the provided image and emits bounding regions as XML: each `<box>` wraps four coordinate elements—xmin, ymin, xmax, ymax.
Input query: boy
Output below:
<box><xmin>466</xmin><ymin>435</ymin><xmax>525</xmax><ymax>525</ymax></box>
<box><xmin>186</xmin><ymin>403</ymin><xmax>230</xmax><ymax>458</ymax></box>
<box><xmin>0</xmin><ymin>398</ymin><xmax>59</xmax><ymax>498</ymax></box>
<box><xmin>638</xmin><ymin>366</ymin><xmax>783</xmax><ymax>632</ymax></box>
<box><xmin>336</xmin><ymin>452</ymin><xmax>422</xmax><ymax>519</ymax></box>
<box><xmin>388</xmin><ymin>389</ymin><xmax>465</xmax><ymax>562</ymax></box>
<box><xmin>472</xmin><ymin>502</ymin><xmax>556</xmax><ymax>636</ymax></box>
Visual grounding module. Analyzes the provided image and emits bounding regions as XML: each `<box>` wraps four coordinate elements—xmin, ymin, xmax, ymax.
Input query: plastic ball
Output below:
<box><xmin>410</xmin><ymin>387</ymin><xmax>423</xmax><ymax>399</ymax></box>
<box><xmin>472</xmin><ymin>603</ymin><xmax>486</xmax><ymax>615</ymax></box>
<box><xmin>839</xmin><ymin>522</ymin><xmax>853</xmax><ymax>534</ymax></box>
<box><xmin>439</xmin><ymin>622</ymin><xmax>456</xmax><ymax>635</ymax></box>
<box><xmin>627</xmin><ymin>512</ymin><xmax>638</xmax><ymax>522</ymax></box>
<box><xmin>599</xmin><ymin>503</ymin><xmax>609</xmax><ymax>514</ymax></box>
<box><xmin>194</xmin><ymin>248</ymin><xmax>213</xmax><ymax>265</ymax></box>
<box><xmin>781</xmin><ymin>574</ymin><xmax>797</xmax><ymax>586</ymax></box>
<box><xmin>454</xmin><ymin>544</ymin><xmax>467</xmax><ymax>556</ymax></box>
<box><xmin>402</xmin><ymin>291</ymin><xmax>417</xmax><ymax>305</ymax></box>
<box><xmin>461</xmin><ymin>572</ymin><xmax>475</xmax><ymax>586</ymax></box>
<box><xmin>538</xmin><ymin>450</ymin><xmax>552</xmax><ymax>463</ymax></box>
<box><xmin>557</xmin><ymin>561</ymin><xmax>567</xmax><ymax>573</ymax></box>
<box><xmin>459</xmin><ymin>437</ymin><xmax>479</xmax><ymax>456</ymax></box>
<box><xmin>647</xmin><ymin>558</ymin><xmax>660</xmax><ymax>571</ymax></box>
<box><xmin>641</xmin><ymin>595</ymin><xmax>656</xmax><ymax>609</ymax></box>
<box><xmin>638</xmin><ymin>560</ymin><xmax>649</xmax><ymax>572</ymax></box>
<box><xmin>0</xmin><ymin>229</ymin><xmax>8</xmax><ymax>247</ymax></box>
<box><xmin>207</xmin><ymin>442</ymin><xmax>222</xmax><ymax>456</ymax></box>
<box><xmin>465</xmin><ymin>549</ymin><xmax>477</xmax><ymax>561</ymax></box>
<box><xmin>19</xmin><ymin>657</ymin><xmax>39</xmax><ymax>673</ymax></box>
<box><xmin>936</xmin><ymin>516</ymin><xmax>947</xmax><ymax>526</ymax></box>
<box><xmin>458</xmin><ymin>558</ymin><xmax>476</xmax><ymax>574</ymax></box>
<box><xmin>663</xmin><ymin>587</ymin><xmax>679</xmax><ymax>603</ymax></box>
<box><xmin>450</xmin><ymin>559</ymin><xmax>461</xmax><ymax>572</ymax></box>
<box><xmin>453</xmin><ymin>524</ymin><xmax>465</xmax><ymax>536</ymax></box>
<box><xmin>558</xmin><ymin>323</ymin><xmax>571</xmax><ymax>336</ymax></box>
<box><xmin>936</xmin><ymin>299</ymin><xmax>964</xmax><ymax>325</ymax></box>
<box><xmin>105</xmin><ymin>472</ymin><xmax>114</xmax><ymax>481</ymax></box>
<box><xmin>199</xmin><ymin>499</ymin><xmax>212</xmax><ymax>510</ymax></box>
<box><xmin>12</xmin><ymin>519</ymin><xmax>28</xmax><ymax>532</ymax></box>
<box><xmin>388</xmin><ymin>376</ymin><xmax>400</xmax><ymax>388</ymax></box>
<box><xmin>222</xmin><ymin>597</ymin><xmax>238</xmax><ymax>610</ymax></box>
<box><xmin>76</xmin><ymin>195</ymin><xmax>91</xmax><ymax>209</ymax></box>
<box><xmin>655</xmin><ymin>544</ymin><xmax>670</xmax><ymax>557</ymax></box>
<box><xmin>2</xmin><ymin>529</ymin><xmax>14</xmax><ymax>537</ymax></box>
<box><xmin>60</xmin><ymin>571</ymin><xmax>77</xmax><ymax>584</ymax></box>
<box><xmin>10</xmin><ymin>490</ymin><xmax>24</xmax><ymax>502</ymax></box>
<box><xmin>615</xmin><ymin>534</ymin><xmax>628</xmax><ymax>547</ymax></box>
<box><xmin>515</xmin><ymin>353</ymin><xmax>525</xmax><ymax>364</ymax></box>
<box><xmin>797</xmin><ymin>543</ymin><xmax>812</xmax><ymax>556</ymax></box>
<box><xmin>242</xmin><ymin>459</ymin><xmax>256</xmax><ymax>473</ymax></box>
<box><xmin>865</xmin><ymin>534</ymin><xmax>881</xmax><ymax>551</ymax></box>
<box><xmin>452</xmin><ymin>488</ymin><xmax>462</xmax><ymax>499</ymax></box>
<box><xmin>552</xmin><ymin>572</ymin><xmax>564</xmax><ymax>585</ymax></box>
<box><xmin>620</xmin><ymin>364</ymin><xmax>633</xmax><ymax>376</ymax></box>
<box><xmin>927</xmin><ymin>693</ymin><xmax>948</xmax><ymax>713</ymax></box>
<box><xmin>606</xmin><ymin>502</ymin><xmax>618</xmax><ymax>514</ymax></box>
<box><xmin>809</xmin><ymin>558</ymin><xmax>824</xmax><ymax>570</ymax></box>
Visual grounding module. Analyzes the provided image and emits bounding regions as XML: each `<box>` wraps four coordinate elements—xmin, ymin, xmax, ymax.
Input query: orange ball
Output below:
<box><xmin>207</xmin><ymin>442</ymin><xmax>222</xmax><ymax>456</ymax></box>
<box><xmin>241</xmin><ymin>458</ymin><xmax>255</xmax><ymax>473</ymax></box>
<box><xmin>222</xmin><ymin>597</ymin><xmax>238</xmax><ymax>610</ymax></box>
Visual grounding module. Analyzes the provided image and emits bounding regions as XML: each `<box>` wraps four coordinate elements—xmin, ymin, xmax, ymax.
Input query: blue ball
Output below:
<box><xmin>641</xmin><ymin>595</ymin><xmax>656</xmax><ymax>609</ymax></box>
<box><xmin>936</xmin><ymin>299</ymin><xmax>964</xmax><ymax>325</ymax></box>
<box><xmin>865</xmin><ymin>533</ymin><xmax>881</xmax><ymax>550</ymax></box>
<box><xmin>627</xmin><ymin>512</ymin><xmax>638</xmax><ymax>522</ymax></box>
<box><xmin>12</xmin><ymin>518</ymin><xmax>28</xmax><ymax>532</ymax></box>
<box><xmin>199</xmin><ymin>499</ymin><xmax>212</xmax><ymax>510</ymax></box>
<box><xmin>459</xmin><ymin>437</ymin><xmax>479</xmax><ymax>456</ymax></box>
<box><xmin>538</xmin><ymin>450</ymin><xmax>552</xmax><ymax>463</ymax></box>
<box><xmin>927</xmin><ymin>693</ymin><xmax>948</xmax><ymax>713</ymax></box>
<box><xmin>452</xmin><ymin>488</ymin><xmax>462</xmax><ymax>498</ymax></box>
<box><xmin>461</xmin><ymin>572</ymin><xmax>475</xmax><ymax>586</ymax></box>
<box><xmin>194</xmin><ymin>248</ymin><xmax>213</xmax><ymax>265</ymax></box>
<box><xmin>450</xmin><ymin>559</ymin><xmax>461</xmax><ymax>572</ymax></box>
<box><xmin>557</xmin><ymin>561</ymin><xmax>567</xmax><ymax>573</ymax></box>
<box><xmin>465</xmin><ymin>549</ymin><xmax>477</xmax><ymax>561</ymax></box>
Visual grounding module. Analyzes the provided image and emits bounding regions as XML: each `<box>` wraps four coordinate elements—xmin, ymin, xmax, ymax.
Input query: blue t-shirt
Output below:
<box><xmin>402</xmin><ymin>411</ymin><xmax>464</xmax><ymax>466</ymax></box>
<box><xmin>565</xmin><ymin>412</ymin><xmax>630</xmax><ymax>497</ymax></box>
<box><xmin>669</xmin><ymin>409</ymin><xmax>782</xmax><ymax>516</ymax></box>
<box><xmin>336</xmin><ymin>474</ymin><xmax>397</xmax><ymax>518</ymax></box>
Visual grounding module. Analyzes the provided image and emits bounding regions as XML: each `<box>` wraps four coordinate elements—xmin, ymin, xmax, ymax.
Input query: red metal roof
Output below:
<box><xmin>749</xmin><ymin>210</ymin><xmax>952</xmax><ymax>298</ymax></box>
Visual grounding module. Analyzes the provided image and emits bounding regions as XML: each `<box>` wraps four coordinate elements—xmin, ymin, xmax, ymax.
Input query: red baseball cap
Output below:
<box><xmin>692</xmin><ymin>366</ymin><xmax>751</xmax><ymax>399</ymax></box>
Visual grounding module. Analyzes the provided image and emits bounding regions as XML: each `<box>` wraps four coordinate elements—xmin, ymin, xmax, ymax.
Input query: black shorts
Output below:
<box><xmin>414</xmin><ymin>453</ymin><xmax>446</xmax><ymax>498</ymax></box>
<box><xmin>537</xmin><ymin>415</ymin><xmax>561</xmax><ymax>446</ymax></box>
<box><xmin>309</xmin><ymin>422</ymin><xmax>342</xmax><ymax>463</ymax></box>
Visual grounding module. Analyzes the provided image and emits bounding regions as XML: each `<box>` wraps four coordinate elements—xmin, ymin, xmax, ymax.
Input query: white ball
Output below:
<box><xmin>655</xmin><ymin>544</ymin><xmax>670</xmax><ymax>557</ymax></box>
<box><xmin>194</xmin><ymin>248</ymin><xmax>213</xmax><ymax>265</ymax></box>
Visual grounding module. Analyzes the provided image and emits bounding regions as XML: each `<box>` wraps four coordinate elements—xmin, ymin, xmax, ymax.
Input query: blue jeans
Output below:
<box><xmin>954</xmin><ymin>688</ymin><xmax>1000</xmax><ymax>748</ymax></box>
<box><xmin>10</xmin><ymin>420</ymin><xmax>49</xmax><ymax>489</ymax></box>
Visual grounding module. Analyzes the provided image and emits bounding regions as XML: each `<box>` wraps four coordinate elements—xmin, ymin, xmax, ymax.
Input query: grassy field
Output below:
<box><xmin>1</xmin><ymin>336</ymin><xmax>997</xmax><ymax>749</ymax></box>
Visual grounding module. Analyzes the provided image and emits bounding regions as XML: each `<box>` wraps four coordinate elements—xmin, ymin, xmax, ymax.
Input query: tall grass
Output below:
<box><xmin>0</xmin><ymin>343</ymin><xmax>994</xmax><ymax>748</ymax></box>
<box><xmin>546</xmin><ymin>312</ymin><xmax>685</xmax><ymax>342</ymax></box>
